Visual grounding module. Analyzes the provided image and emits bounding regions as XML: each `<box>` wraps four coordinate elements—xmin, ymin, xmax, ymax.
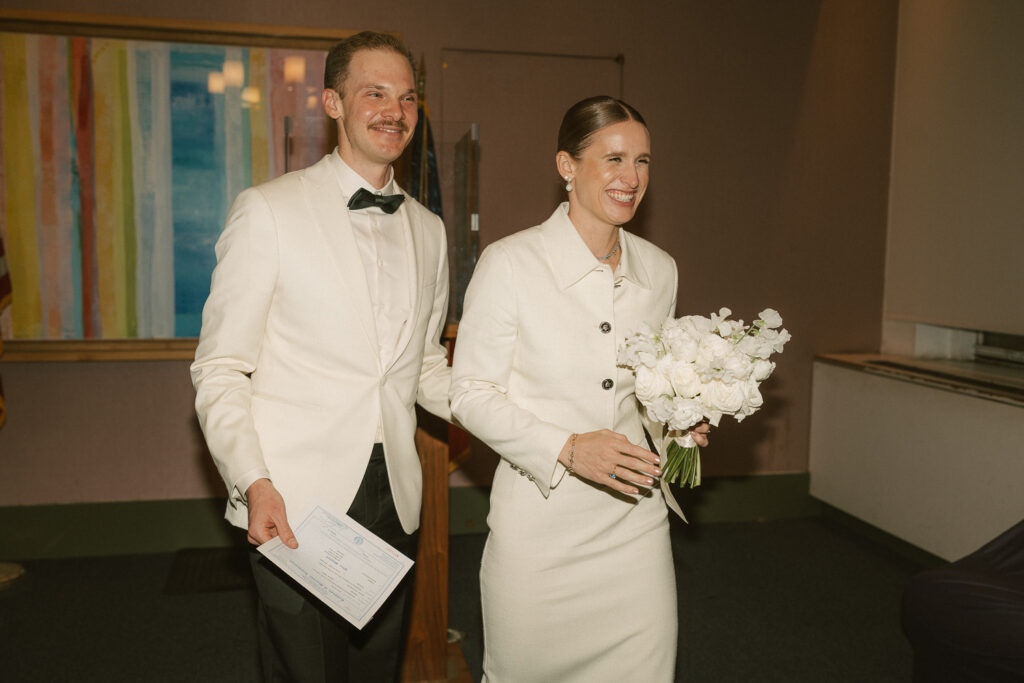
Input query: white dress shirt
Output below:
<box><xmin>333</xmin><ymin>156</ymin><xmax>410</xmax><ymax>359</ymax></box>
<box><xmin>332</xmin><ymin>153</ymin><xmax>411</xmax><ymax>441</ymax></box>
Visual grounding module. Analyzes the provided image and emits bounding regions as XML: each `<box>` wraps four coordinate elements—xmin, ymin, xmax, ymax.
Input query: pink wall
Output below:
<box><xmin>0</xmin><ymin>360</ymin><xmax>216</xmax><ymax>503</ymax></box>
<box><xmin>0</xmin><ymin>0</ymin><xmax>899</xmax><ymax>503</ymax></box>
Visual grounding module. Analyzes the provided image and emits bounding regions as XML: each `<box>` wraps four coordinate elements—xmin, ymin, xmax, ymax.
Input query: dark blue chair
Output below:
<box><xmin>902</xmin><ymin>519</ymin><xmax>1024</xmax><ymax>682</ymax></box>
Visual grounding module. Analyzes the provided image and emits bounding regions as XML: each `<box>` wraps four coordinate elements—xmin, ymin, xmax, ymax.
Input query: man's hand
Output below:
<box><xmin>245</xmin><ymin>478</ymin><xmax>298</xmax><ymax>548</ymax></box>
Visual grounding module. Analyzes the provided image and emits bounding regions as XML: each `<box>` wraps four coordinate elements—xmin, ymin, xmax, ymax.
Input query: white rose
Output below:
<box><xmin>697</xmin><ymin>333</ymin><xmax>732</xmax><ymax>367</ymax></box>
<box><xmin>703</xmin><ymin>407</ymin><xmax>723</xmax><ymax>427</ymax></box>
<box><xmin>721</xmin><ymin>351</ymin><xmax>752</xmax><ymax>382</ymax></box>
<box><xmin>734</xmin><ymin>385</ymin><xmax>762</xmax><ymax>422</ymax></box>
<box><xmin>634</xmin><ymin>364</ymin><xmax>673</xmax><ymax>403</ymax></box>
<box><xmin>668</xmin><ymin>396</ymin><xmax>704</xmax><ymax>431</ymax></box>
<box><xmin>703</xmin><ymin>379</ymin><xmax>746</xmax><ymax>414</ymax></box>
<box><xmin>668</xmin><ymin>362</ymin><xmax>702</xmax><ymax>398</ymax></box>
<box><xmin>668</xmin><ymin>335</ymin><xmax>699</xmax><ymax>363</ymax></box>
<box><xmin>757</xmin><ymin>308</ymin><xmax>783</xmax><ymax>329</ymax></box>
<box><xmin>661</xmin><ymin>323</ymin><xmax>699</xmax><ymax>361</ymax></box>
<box><xmin>743</xmin><ymin>381</ymin><xmax>764</xmax><ymax>409</ymax></box>
<box><xmin>645</xmin><ymin>395</ymin><xmax>676</xmax><ymax>424</ymax></box>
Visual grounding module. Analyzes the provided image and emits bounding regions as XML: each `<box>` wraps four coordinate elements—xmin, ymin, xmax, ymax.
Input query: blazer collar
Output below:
<box><xmin>541</xmin><ymin>202</ymin><xmax>653</xmax><ymax>291</ymax></box>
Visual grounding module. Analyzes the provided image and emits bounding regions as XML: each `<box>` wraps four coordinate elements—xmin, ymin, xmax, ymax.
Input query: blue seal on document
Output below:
<box><xmin>353</xmin><ymin>536</ymin><xmax>364</xmax><ymax>545</ymax></box>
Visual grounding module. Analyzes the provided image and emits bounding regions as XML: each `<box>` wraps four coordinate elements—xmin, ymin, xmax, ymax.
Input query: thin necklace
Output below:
<box><xmin>598</xmin><ymin>239</ymin><xmax>621</xmax><ymax>261</ymax></box>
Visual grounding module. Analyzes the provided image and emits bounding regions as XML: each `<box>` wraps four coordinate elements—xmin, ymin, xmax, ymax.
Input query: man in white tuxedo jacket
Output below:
<box><xmin>191</xmin><ymin>32</ymin><xmax>451</xmax><ymax>682</ymax></box>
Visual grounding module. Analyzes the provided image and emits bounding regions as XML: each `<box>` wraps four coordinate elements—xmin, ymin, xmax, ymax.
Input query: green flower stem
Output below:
<box><xmin>665</xmin><ymin>441</ymin><xmax>702</xmax><ymax>488</ymax></box>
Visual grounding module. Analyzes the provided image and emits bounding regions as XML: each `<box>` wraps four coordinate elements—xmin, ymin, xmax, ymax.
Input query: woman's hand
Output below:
<box><xmin>689</xmin><ymin>423</ymin><xmax>711</xmax><ymax>447</ymax></box>
<box><xmin>558</xmin><ymin>429</ymin><xmax>662</xmax><ymax>495</ymax></box>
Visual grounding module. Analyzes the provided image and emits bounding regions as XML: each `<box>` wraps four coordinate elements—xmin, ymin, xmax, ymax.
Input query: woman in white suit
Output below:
<box><xmin>451</xmin><ymin>96</ymin><xmax>709</xmax><ymax>682</ymax></box>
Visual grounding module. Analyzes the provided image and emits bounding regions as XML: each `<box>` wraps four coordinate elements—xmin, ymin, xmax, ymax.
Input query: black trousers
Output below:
<box><xmin>249</xmin><ymin>444</ymin><xmax>419</xmax><ymax>683</ymax></box>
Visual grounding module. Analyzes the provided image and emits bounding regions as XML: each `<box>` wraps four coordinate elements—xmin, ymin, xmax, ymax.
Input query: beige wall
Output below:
<box><xmin>885</xmin><ymin>0</ymin><xmax>1024</xmax><ymax>337</ymax></box>
<box><xmin>0</xmin><ymin>1</ymin><xmax>898</xmax><ymax>504</ymax></box>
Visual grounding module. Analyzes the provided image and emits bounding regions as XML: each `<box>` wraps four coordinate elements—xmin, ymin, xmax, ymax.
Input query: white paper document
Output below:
<box><xmin>257</xmin><ymin>502</ymin><xmax>414</xmax><ymax>629</ymax></box>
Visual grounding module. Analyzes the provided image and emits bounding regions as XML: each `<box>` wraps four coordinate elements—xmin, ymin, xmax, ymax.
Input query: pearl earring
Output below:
<box><xmin>565</xmin><ymin>177</ymin><xmax>574</xmax><ymax>192</ymax></box>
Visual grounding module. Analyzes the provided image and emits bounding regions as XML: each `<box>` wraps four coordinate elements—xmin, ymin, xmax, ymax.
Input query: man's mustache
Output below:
<box><xmin>370</xmin><ymin>119</ymin><xmax>409</xmax><ymax>132</ymax></box>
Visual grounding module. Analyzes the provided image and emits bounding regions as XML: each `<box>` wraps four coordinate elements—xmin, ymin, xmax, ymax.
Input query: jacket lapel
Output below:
<box><xmin>386</xmin><ymin>190</ymin><xmax>423</xmax><ymax>373</ymax></box>
<box><xmin>303</xmin><ymin>155</ymin><xmax>380</xmax><ymax>358</ymax></box>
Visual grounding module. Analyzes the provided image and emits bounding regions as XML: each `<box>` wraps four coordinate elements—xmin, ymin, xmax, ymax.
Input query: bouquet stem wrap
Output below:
<box><xmin>664</xmin><ymin>435</ymin><xmax>701</xmax><ymax>488</ymax></box>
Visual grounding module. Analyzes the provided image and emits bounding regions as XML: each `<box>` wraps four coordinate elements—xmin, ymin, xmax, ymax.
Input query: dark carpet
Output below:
<box><xmin>163</xmin><ymin>546</ymin><xmax>254</xmax><ymax>595</ymax></box>
<box><xmin>0</xmin><ymin>515</ymin><xmax>935</xmax><ymax>682</ymax></box>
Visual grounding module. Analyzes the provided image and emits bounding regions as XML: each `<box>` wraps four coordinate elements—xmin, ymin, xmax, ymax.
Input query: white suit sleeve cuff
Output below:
<box><xmin>233</xmin><ymin>468</ymin><xmax>272</xmax><ymax>505</ymax></box>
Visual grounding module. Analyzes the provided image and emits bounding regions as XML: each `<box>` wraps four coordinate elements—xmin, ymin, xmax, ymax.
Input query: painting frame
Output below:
<box><xmin>0</xmin><ymin>9</ymin><xmax>356</xmax><ymax>361</ymax></box>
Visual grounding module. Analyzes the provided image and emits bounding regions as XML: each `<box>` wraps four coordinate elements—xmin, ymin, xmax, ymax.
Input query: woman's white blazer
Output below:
<box><xmin>450</xmin><ymin>203</ymin><xmax>683</xmax><ymax>515</ymax></box>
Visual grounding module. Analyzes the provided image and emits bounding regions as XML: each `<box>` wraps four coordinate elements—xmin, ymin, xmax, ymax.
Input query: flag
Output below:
<box><xmin>407</xmin><ymin>56</ymin><xmax>443</xmax><ymax>219</ymax></box>
<box><xmin>0</xmin><ymin>231</ymin><xmax>11</xmax><ymax>428</ymax></box>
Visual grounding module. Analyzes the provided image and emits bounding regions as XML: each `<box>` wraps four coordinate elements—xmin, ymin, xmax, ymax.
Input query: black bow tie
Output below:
<box><xmin>347</xmin><ymin>187</ymin><xmax>405</xmax><ymax>214</ymax></box>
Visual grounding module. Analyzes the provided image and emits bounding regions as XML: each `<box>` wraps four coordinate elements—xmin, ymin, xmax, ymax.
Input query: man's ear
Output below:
<box><xmin>322</xmin><ymin>88</ymin><xmax>342</xmax><ymax>120</ymax></box>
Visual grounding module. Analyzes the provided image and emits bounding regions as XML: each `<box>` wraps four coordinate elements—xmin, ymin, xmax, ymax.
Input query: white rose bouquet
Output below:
<box><xmin>618</xmin><ymin>308</ymin><xmax>790</xmax><ymax>488</ymax></box>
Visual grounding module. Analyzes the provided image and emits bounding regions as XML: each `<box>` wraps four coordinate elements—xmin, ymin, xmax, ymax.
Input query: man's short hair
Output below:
<box><xmin>323</xmin><ymin>31</ymin><xmax>416</xmax><ymax>95</ymax></box>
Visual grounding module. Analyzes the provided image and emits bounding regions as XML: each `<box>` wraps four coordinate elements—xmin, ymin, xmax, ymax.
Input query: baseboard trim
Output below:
<box><xmin>668</xmin><ymin>472</ymin><xmax>821</xmax><ymax>523</ymax></box>
<box><xmin>3</xmin><ymin>473</ymin><xmax>822</xmax><ymax>558</ymax></box>
<box><xmin>450</xmin><ymin>472</ymin><xmax>822</xmax><ymax>533</ymax></box>
<box><xmin>0</xmin><ymin>498</ymin><xmax>241</xmax><ymax>560</ymax></box>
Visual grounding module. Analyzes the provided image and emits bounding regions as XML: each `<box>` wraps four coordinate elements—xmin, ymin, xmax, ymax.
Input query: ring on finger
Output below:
<box><xmin>609</xmin><ymin>466</ymin><xmax>617</xmax><ymax>480</ymax></box>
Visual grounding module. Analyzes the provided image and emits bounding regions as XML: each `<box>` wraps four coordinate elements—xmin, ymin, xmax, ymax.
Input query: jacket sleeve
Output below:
<box><xmin>190</xmin><ymin>187</ymin><xmax>278</xmax><ymax>510</ymax></box>
<box><xmin>449</xmin><ymin>243</ymin><xmax>572</xmax><ymax>496</ymax></box>
<box><xmin>416</xmin><ymin>212</ymin><xmax>453</xmax><ymax>421</ymax></box>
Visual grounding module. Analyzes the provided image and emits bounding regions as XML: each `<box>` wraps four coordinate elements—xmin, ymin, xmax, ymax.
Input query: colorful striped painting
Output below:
<box><xmin>0</xmin><ymin>32</ymin><xmax>331</xmax><ymax>338</ymax></box>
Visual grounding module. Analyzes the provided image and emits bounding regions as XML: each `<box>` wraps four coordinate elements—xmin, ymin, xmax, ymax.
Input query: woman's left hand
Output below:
<box><xmin>689</xmin><ymin>423</ymin><xmax>711</xmax><ymax>447</ymax></box>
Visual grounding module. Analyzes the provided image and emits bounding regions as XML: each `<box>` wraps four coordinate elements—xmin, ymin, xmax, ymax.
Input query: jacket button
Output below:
<box><xmin>602</xmin><ymin>378</ymin><xmax>614</xmax><ymax>390</ymax></box>
<box><xmin>599</xmin><ymin>321</ymin><xmax>611</xmax><ymax>333</ymax></box>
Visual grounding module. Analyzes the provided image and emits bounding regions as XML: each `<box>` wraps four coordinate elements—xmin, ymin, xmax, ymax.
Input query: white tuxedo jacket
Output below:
<box><xmin>191</xmin><ymin>153</ymin><xmax>451</xmax><ymax>534</ymax></box>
